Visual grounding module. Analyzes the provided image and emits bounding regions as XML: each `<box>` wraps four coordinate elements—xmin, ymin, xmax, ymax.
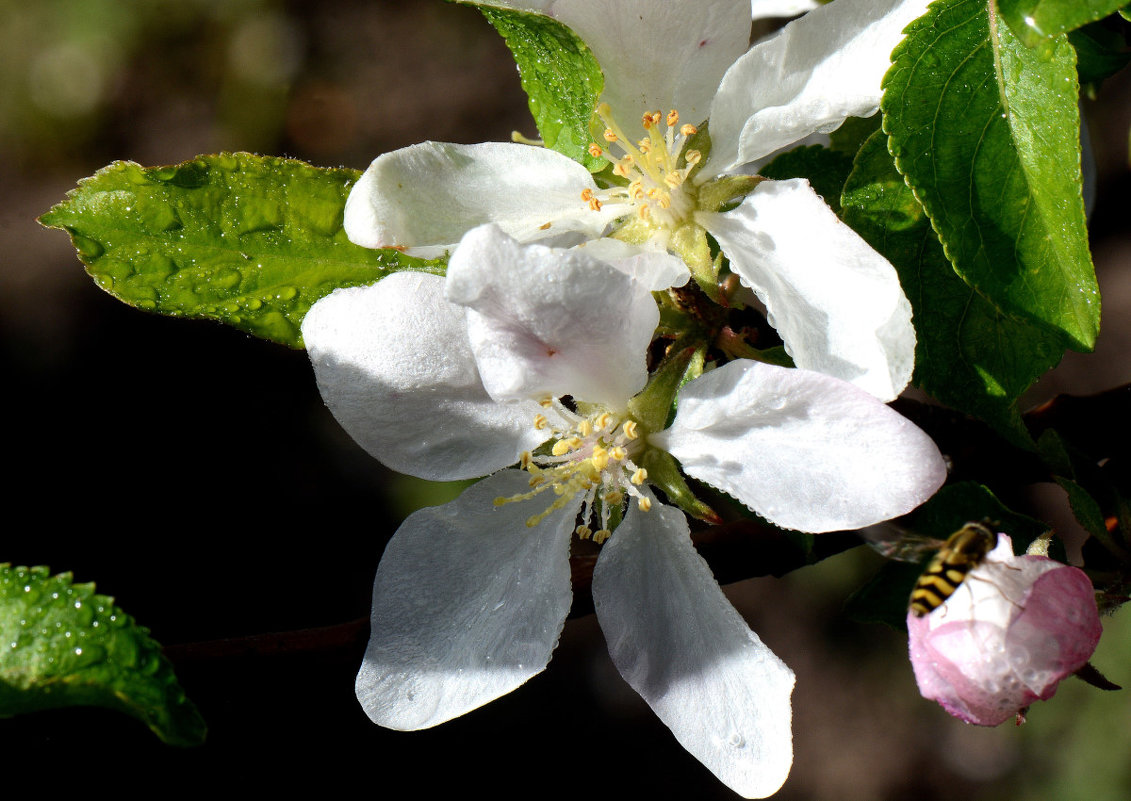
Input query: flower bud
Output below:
<box><xmin>907</xmin><ymin>534</ymin><xmax>1101</xmax><ymax>726</ymax></box>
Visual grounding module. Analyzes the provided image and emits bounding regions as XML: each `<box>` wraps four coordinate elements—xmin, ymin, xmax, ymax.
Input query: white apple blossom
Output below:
<box><xmin>344</xmin><ymin>0</ymin><xmax>931</xmax><ymax>401</ymax></box>
<box><xmin>907</xmin><ymin>534</ymin><xmax>1102</xmax><ymax>726</ymax></box>
<box><xmin>302</xmin><ymin>224</ymin><xmax>946</xmax><ymax>798</ymax></box>
<box><xmin>750</xmin><ymin>0</ymin><xmax>821</xmax><ymax>18</ymax></box>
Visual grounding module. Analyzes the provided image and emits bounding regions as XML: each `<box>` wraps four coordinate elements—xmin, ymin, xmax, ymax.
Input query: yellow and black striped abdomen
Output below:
<box><xmin>909</xmin><ymin>523</ymin><xmax>998</xmax><ymax>617</ymax></box>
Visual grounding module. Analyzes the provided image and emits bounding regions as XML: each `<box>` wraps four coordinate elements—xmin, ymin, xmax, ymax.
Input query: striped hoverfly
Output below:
<box><xmin>863</xmin><ymin>521</ymin><xmax>1000</xmax><ymax>617</ymax></box>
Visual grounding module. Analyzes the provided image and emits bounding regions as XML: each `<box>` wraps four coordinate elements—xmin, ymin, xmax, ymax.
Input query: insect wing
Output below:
<box><xmin>859</xmin><ymin>523</ymin><xmax>944</xmax><ymax>563</ymax></box>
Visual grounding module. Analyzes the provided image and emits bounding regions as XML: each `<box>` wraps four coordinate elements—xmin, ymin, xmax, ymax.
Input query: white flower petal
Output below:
<box><xmin>551</xmin><ymin>0</ymin><xmax>750</xmax><ymax>125</ymax></box>
<box><xmin>700</xmin><ymin>178</ymin><xmax>914</xmax><ymax>401</ymax></box>
<box><xmin>446</xmin><ymin>224</ymin><xmax>659</xmax><ymax>408</ymax></box>
<box><xmin>302</xmin><ymin>273</ymin><xmax>545</xmax><ymax>481</ymax></box>
<box><xmin>707</xmin><ymin>0</ymin><xmax>930</xmax><ymax>172</ymax></box>
<box><xmin>750</xmin><ymin>0</ymin><xmax>819</xmax><ymax>20</ymax></box>
<box><xmin>343</xmin><ymin>141</ymin><xmax>615</xmax><ymax>257</ymax></box>
<box><xmin>652</xmin><ymin>360</ymin><xmax>946</xmax><ymax>533</ymax></box>
<box><xmin>594</xmin><ymin>499</ymin><xmax>795</xmax><ymax>798</ymax></box>
<box><xmin>572</xmin><ymin>237</ymin><xmax>691</xmax><ymax>290</ymax></box>
<box><xmin>356</xmin><ymin>469</ymin><xmax>576</xmax><ymax>730</ymax></box>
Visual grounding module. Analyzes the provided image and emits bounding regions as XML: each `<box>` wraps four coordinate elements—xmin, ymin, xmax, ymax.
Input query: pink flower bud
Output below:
<box><xmin>907</xmin><ymin>534</ymin><xmax>1101</xmax><ymax>726</ymax></box>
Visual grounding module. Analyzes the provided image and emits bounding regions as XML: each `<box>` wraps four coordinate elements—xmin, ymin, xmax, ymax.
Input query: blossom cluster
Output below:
<box><xmin>298</xmin><ymin>0</ymin><xmax>1102</xmax><ymax>797</ymax></box>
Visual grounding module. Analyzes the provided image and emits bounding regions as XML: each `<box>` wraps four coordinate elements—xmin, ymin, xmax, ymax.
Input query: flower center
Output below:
<box><xmin>494</xmin><ymin>398</ymin><xmax>652</xmax><ymax>543</ymax></box>
<box><xmin>582</xmin><ymin>104</ymin><xmax>701</xmax><ymax>231</ymax></box>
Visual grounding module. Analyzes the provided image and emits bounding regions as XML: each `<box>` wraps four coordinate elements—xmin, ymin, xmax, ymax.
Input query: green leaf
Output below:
<box><xmin>998</xmin><ymin>0</ymin><xmax>1127</xmax><ymax>45</ymax></box>
<box><xmin>841</xmin><ymin>130</ymin><xmax>1063</xmax><ymax>444</ymax></box>
<box><xmin>476</xmin><ymin>4</ymin><xmax>604</xmax><ymax>171</ymax></box>
<box><xmin>0</xmin><ymin>565</ymin><xmax>205</xmax><ymax>746</ymax></box>
<box><xmin>828</xmin><ymin>114</ymin><xmax>884</xmax><ymax>156</ymax></box>
<box><xmin>909</xmin><ymin>481</ymin><xmax>1051</xmax><ymax>547</ymax></box>
<box><xmin>1069</xmin><ymin>22</ymin><xmax>1131</xmax><ymax>87</ymax></box>
<box><xmin>40</xmin><ymin>153</ymin><xmax>445</xmax><ymax>348</ymax></box>
<box><xmin>883</xmin><ymin>0</ymin><xmax>1099</xmax><ymax>351</ymax></box>
<box><xmin>1056</xmin><ymin>476</ymin><xmax>1111</xmax><ymax>539</ymax></box>
<box><xmin>1037</xmin><ymin>428</ymin><xmax>1130</xmax><ymax>558</ymax></box>
<box><xmin>759</xmin><ymin>145</ymin><xmax>855</xmax><ymax>215</ymax></box>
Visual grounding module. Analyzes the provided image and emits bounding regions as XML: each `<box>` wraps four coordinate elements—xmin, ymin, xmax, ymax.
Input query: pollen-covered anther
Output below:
<box><xmin>593</xmin><ymin>529</ymin><xmax>612</xmax><ymax>545</ymax></box>
<box><xmin>505</xmin><ymin>405</ymin><xmax>650</xmax><ymax>540</ymax></box>
<box><xmin>603</xmin><ymin>128</ymin><xmax>618</xmax><ymax>143</ymax></box>
<box><xmin>667</xmin><ymin>109</ymin><xmax>680</xmax><ymax>127</ymax></box>
<box><xmin>638</xmin><ymin>497</ymin><xmax>653</xmax><ymax>512</ymax></box>
<box><xmin>588</xmin><ymin>143</ymin><xmax>604</xmax><ymax>158</ymax></box>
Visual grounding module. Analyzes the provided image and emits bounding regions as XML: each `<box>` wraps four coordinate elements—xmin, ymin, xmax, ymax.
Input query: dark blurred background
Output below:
<box><xmin>2</xmin><ymin>0</ymin><xmax>1130</xmax><ymax>797</ymax></box>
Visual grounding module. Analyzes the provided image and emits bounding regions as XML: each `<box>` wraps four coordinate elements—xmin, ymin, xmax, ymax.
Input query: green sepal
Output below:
<box><xmin>639</xmin><ymin>449</ymin><xmax>720</xmax><ymax>524</ymax></box>
<box><xmin>670</xmin><ymin>223</ymin><xmax>717</xmax><ymax>299</ymax></box>
<box><xmin>998</xmin><ymin>0</ymin><xmax>1127</xmax><ymax>45</ymax></box>
<box><xmin>628</xmin><ymin>343</ymin><xmax>704</xmax><ymax>434</ymax></box>
<box><xmin>841</xmin><ymin>130</ymin><xmax>1062</xmax><ymax>446</ymax></box>
<box><xmin>0</xmin><ymin>565</ymin><xmax>205</xmax><ymax>746</ymax></box>
<box><xmin>40</xmin><ymin>153</ymin><xmax>445</xmax><ymax>348</ymax></box>
<box><xmin>883</xmin><ymin>0</ymin><xmax>1099</xmax><ymax>351</ymax></box>
<box><xmin>697</xmin><ymin>175</ymin><xmax>763</xmax><ymax>214</ymax></box>
<box><xmin>476</xmin><ymin>3</ymin><xmax>604</xmax><ymax>171</ymax></box>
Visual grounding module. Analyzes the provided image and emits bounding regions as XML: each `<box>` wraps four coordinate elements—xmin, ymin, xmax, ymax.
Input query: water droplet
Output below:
<box><xmin>141</xmin><ymin>201</ymin><xmax>183</xmax><ymax>234</ymax></box>
<box><xmin>71</xmin><ymin>234</ymin><xmax>105</xmax><ymax>261</ymax></box>
<box><xmin>234</xmin><ymin>197</ymin><xmax>284</xmax><ymax>235</ymax></box>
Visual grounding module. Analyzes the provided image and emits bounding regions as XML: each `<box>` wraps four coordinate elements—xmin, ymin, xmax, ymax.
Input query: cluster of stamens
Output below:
<box><xmin>581</xmin><ymin>103</ymin><xmax>701</xmax><ymax>229</ymax></box>
<box><xmin>494</xmin><ymin>398</ymin><xmax>651</xmax><ymax>544</ymax></box>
